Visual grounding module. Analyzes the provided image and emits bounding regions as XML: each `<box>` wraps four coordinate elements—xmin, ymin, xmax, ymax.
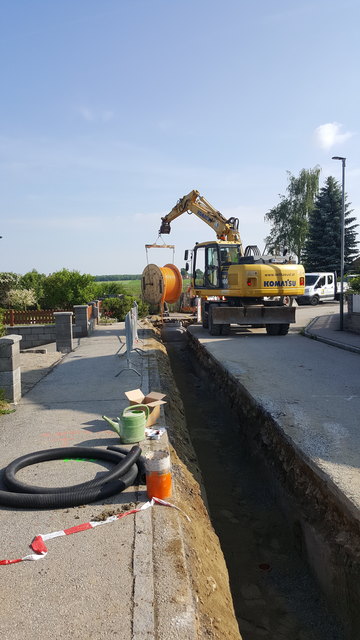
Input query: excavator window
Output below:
<box><xmin>194</xmin><ymin>245</ymin><xmax>220</xmax><ymax>288</ymax></box>
<box><xmin>206</xmin><ymin>246</ymin><xmax>220</xmax><ymax>287</ymax></box>
<box><xmin>194</xmin><ymin>246</ymin><xmax>206</xmax><ymax>287</ymax></box>
<box><xmin>220</xmin><ymin>245</ymin><xmax>241</xmax><ymax>265</ymax></box>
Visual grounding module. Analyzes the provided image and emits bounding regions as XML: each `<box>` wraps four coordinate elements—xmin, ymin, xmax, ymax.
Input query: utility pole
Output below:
<box><xmin>332</xmin><ymin>156</ymin><xmax>346</xmax><ymax>331</ymax></box>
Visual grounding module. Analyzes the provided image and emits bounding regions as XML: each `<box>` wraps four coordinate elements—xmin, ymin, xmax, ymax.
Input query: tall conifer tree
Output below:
<box><xmin>304</xmin><ymin>176</ymin><xmax>358</xmax><ymax>273</ymax></box>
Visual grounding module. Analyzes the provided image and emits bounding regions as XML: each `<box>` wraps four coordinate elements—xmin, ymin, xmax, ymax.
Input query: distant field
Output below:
<box><xmin>98</xmin><ymin>279</ymin><xmax>141</xmax><ymax>296</ymax></box>
<box><xmin>100</xmin><ymin>278</ymin><xmax>190</xmax><ymax>297</ymax></box>
<box><xmin>120</xmin><ymin>279</ymin><xmax>141</xmax><ymax>295</ymax></box>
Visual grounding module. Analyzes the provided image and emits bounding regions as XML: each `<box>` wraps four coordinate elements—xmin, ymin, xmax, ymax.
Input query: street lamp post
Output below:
<box><xmin>332</xmin><ymin>156</ymin><xmax>346</xmax><ymax>331</ymax></box>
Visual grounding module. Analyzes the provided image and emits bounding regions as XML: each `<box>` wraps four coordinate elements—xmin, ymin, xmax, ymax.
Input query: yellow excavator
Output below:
<box><xmin>159</xmin><ymin>190</ymin><xmax>305</xmax><ymax>336</ymax></box>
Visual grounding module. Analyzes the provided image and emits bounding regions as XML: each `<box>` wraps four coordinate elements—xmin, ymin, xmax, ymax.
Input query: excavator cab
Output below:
<box><xmin>192</xmin><ymin>242</ymin><xmax>243</xmax><ymax>289</ymax></box>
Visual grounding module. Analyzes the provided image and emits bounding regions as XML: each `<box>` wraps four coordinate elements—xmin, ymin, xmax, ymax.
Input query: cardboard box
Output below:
<box><xmin>124</xmin><ymin>389</ymin><xmax>166</xmax><ymax>427</ymax></box>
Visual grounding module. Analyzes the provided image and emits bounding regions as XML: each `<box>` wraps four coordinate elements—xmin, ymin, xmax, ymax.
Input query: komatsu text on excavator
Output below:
<box><xmin>159</xmin><ymin>190</ymin><xmax>305</xmax><ymax>336</ymax></box>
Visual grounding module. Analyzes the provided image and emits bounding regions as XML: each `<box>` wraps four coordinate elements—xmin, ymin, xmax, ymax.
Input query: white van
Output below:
<box><xmin>296</xmin><ymin>272</ymin><xmax>347</xmax><ymax>305</ymax></box>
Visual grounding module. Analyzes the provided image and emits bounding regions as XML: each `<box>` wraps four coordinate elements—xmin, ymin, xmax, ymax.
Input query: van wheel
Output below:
<box><xmin>310</xmin><ymin>295</ymin><xmax>319</xmax><ymax>306</ymax></box>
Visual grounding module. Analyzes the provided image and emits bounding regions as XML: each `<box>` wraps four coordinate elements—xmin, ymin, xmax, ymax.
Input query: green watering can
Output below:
<box><xmin>102</xmin><ymin>404</ymin><xmax>149</xmax><ymax>444</ymax></box>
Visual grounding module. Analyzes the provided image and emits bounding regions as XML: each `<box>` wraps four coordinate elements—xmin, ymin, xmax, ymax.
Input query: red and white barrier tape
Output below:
<box><xmin>0</xmin><ymin>497</ymin><xmax>190</xmax><ymax>566</ymax></box>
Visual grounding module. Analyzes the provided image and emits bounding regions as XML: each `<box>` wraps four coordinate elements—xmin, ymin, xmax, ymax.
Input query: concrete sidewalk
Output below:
<box><xmin>304</xmin><ymin>312</ymin><xmax>360</xmax><ymax>355</ymax></box>
<box><xmin>0</xmin><ymin>323</ymin><xmax>197</xmax><ymax>640</ymax></box>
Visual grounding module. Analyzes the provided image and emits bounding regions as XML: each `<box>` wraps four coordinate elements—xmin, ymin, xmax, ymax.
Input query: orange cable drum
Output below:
<box><xmin>142</xmin><ymin>263</ymin><xmax>182</xmax><ymax>305</ymax></box>
<box><xmin>160</xmin><ymin>263</ymin><xmax>183</xmax><ymax>303</ymax></box>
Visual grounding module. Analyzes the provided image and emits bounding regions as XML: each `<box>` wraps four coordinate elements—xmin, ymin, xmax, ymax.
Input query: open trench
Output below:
<box><xmin>162</xmin><ymin>333</ymin><xmax>345</xmax><ymax>640</ymax></box>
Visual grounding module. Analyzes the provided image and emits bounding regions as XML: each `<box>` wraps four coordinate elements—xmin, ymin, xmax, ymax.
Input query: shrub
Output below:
<box><xmin>136</xmin><ymin>298</ymin><xmax>149</xmax><ymax>318</ymax></box>
<box><xmin>0</xmin><ymin>388</ymin><xmax>15</xmax><ymax>415</ymax></box>
<box><xmin>0</xmin><ymin>309</ymin><xmax>5</xmax><ymax>337</ymax></box>
<box><xmin>101</xmin><ymin>296</ymin><xmax>149</xmax><ymax>321</ymax></box>
<box><xmin>41</xmin><ymin>269</ymin><xmax>96</xmax><ymax>309</ymax></box>
<box><xmin>0</xmin><ymin>272</ymin><xmax>20</xmax><ymax>306</ymax></box>
<box><xmin>101</xmin><ymin>296</ymin><xmax>134</xmax><ymax>321</ymax></box>
<box><xmin>5</xmin><ymin>288</ymin><xmax>37</xmax><ymax>310</ymax></box>
<box><xmin>348</xmin><ymin>276</ymin><xmax>360</xmax><ymax>294</ymax></box>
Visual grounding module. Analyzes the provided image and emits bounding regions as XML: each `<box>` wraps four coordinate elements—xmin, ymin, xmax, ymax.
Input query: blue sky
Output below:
<box><xmin>1</xmin><ymin>0</ymin><xmax>359</xmax><ymax>276</ymax></box>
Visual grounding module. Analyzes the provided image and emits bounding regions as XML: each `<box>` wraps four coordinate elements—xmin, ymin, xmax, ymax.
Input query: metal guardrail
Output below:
<box><xmin>116</xmin><ymin>302</ymin><xmax>144</xmax><ymax>379</ymax></box>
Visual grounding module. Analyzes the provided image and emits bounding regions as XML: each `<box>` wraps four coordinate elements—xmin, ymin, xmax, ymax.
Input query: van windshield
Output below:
<box><xmin>305</xmin><ymin>275</ymin><xmax>319</xmax><ymax>286</ymax></box>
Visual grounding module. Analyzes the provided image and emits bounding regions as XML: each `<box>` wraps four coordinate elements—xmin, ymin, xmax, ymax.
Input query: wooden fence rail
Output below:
<box><xmin>3</xmin><ymin>303</ymin><xmax>101</xmax><ymax>327</ymax></box>
<box><xmin>4</xmin><ymin>309</ymin><xmax>67</xmax><ymax>326</ymax></box>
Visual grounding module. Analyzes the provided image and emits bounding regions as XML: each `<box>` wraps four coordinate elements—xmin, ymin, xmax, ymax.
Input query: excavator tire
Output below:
<box><xmin>202</xmin><ymin>302</ymin><xmax>209</xmax><ymax>328</ymax></box>
<box><xmin>208</xmin><ymin>305</ymin><xmax>221</xmax><ymax>336</ymax></box>
<box><xmin>278</xmin><ymin>323</ymin><xmax>290</xmax><ymax>335</ymax></box>
<box><xmin>265</xmin><ymin>323</ymin><xmax>290</xmax><ymax>336</ymax></box>
<box><xmin>221</xmin><ymin>324</ymin><xmax>231</xmax><ymax>335</ymax></box>
<box><xmin>265</xmin><ymin>324</ymin><xmax>280</xmax><ymax>335</ymax></box>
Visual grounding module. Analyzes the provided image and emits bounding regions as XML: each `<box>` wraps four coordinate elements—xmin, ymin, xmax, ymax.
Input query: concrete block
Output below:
<box><xmin>0</xmin><ymin>370</ymin><xmax>17</xmax><ymax>386</ymax></box>
<box><xmin>0</xmin><ymin>335</ymin><xmax>22</xmax><ymax>346</ymax></box>
<box><xmin>0</xmin><ymin>344</ymin><xmax>12</xmax><ymax>359</ymax></box>
<box><xmin>54</xmin><ymin>313</ymin><xmax>73</xmax><ymax>353</ymax></box>
<box><xmin>0</xmin><ymin>357</ymin><xmax>12</xmax><ymax>372</ymax></box>
<box><xmin>0</xmin><ymin>353</ymin><xmax>20</xmax><ymax>371</ymax></box>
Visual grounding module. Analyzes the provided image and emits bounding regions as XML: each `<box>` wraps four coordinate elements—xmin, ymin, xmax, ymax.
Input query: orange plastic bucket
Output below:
<box><xmin>145</xmin><ymin>450</ymin><xmax>172</xmax><ymax>500</ymax></box>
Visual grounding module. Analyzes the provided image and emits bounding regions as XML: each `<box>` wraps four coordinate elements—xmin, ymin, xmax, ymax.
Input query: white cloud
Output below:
<box><xmin>77</xmin><ymin>106</ymin><xmax>95</xmax><ymax>122</ymax></box>
<box><xmin>76</xmin><ymin>107</ymin><xmax>114</xmax><ymax>123</ymax></box>
<box><xmin>314</xmin><ymin>122</ymin><xmax>354</xmax><ymax>150</ymax></box>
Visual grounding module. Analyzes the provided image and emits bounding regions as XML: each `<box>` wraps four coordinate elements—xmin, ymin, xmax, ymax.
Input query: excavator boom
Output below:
<box><xmin>159</xmin><ymin>189</ymin><xmax>243</xmax><ymax>251</ymax></box>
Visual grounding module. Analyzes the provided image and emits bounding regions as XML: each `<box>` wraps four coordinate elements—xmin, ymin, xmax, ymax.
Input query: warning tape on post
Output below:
<box><xmin>0</xmin><ymin>497</ymin><xmax>190</xmax><ymax>566</ymax></box>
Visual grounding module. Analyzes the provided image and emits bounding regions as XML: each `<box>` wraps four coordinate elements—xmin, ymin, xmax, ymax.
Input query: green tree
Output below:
<box><xmin>5</xmin><ymin>288</ymin><xmax>37</xmax><ymax>310</ymax></box>
<box><xmin>265</xmin><ymin>167</ymin><xmax>321</xmax><ymax>261</ymax></box>
<box><xmin>41</xmin><ymin>269</ymin><xmax>96</xmax><ymax>309</ymax></box>
<box><xmin>19</xmin><ymin>269</ymin><xmax>46</xmax><ymax>303</ymax></box>
<box><xmin>303</xmin><ymin>176</ymin><xmax>358</xmax><ymax>274</ymax></box>
<box><xmin>0</xmin><ymin>272</ymin><xmax>20</xmax><ymax>306</ymax></box>
<box><xmin>93</xmin><ymin>281</ymin><xmax>126</xmax><ymax>298</ymax></box>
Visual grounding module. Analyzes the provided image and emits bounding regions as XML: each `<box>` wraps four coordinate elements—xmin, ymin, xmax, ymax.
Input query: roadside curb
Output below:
<box><xmin>304</xmin><ymin>317</ymin><xmax>360</xmax><ymax>355</ymax></box>
<box><xmin>136</xmin><ymin>325</ymin><xmax>197</xmax><ymax>640</ymax></box>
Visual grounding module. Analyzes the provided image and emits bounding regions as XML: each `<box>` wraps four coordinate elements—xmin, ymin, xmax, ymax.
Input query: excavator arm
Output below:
<box><xmin>159</xmin><ymin>189</ymin><xmax>243</xmax><ymax>252</ymax></box>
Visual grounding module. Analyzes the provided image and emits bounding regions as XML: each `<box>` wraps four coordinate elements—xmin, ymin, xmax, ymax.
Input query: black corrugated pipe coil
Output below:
<box><xmin>0</xmin><ymin>445</ymin><xmax>141</xmax><ymax>509</ymax></box>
